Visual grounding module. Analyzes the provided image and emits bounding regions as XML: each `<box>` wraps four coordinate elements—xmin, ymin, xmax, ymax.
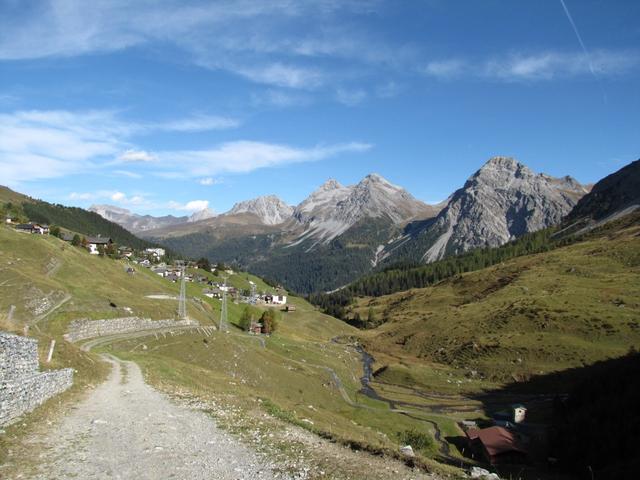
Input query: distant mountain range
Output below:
<box><xmin>105</xmin><ymin>157</ymin><xmax>588</xmax><ymax>293</ymax></box>
<box><xmin>88</xmin><ymin>204</ymin><xmax>216</xmax><ymax>233</ymax></box>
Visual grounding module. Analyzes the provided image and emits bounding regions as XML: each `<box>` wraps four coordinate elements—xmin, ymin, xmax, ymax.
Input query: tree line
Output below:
<box><xmin>308</xmin><ymin>227</ymin><xmax>581</xmax><ymax>319</ymax></box>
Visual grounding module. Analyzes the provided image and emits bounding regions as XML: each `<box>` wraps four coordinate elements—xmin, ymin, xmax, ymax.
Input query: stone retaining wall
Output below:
<box><xmin>63</xmin><ymin>317</ymin><xmax>199</xmax><ymax>342</ymax></box>
<box><xmin>0</xmin><ymin>332</ymin><xmax>74</xmax><ymax>426</ymax></box>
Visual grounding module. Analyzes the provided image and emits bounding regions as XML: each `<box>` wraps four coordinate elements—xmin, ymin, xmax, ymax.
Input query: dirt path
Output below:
<box><xmin>19</xmin><ymin>355</ymin><xmax>284</xmax><ymax>480</ymax></box>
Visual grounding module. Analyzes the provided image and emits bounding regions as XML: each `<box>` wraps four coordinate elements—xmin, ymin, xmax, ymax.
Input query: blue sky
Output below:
<box><xmin>1</xmin><ymin>0</ymin><xmax>639</xmax><ymax>215</ymax></box>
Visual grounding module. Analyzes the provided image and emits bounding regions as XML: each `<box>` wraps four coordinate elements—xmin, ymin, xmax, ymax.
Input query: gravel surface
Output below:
<box><xmin>22</xmin><ymin>355</ymin><xmax>285</xmax><ymax>480</ymax></box>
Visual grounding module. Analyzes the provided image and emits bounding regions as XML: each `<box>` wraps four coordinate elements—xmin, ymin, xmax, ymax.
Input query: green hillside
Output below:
<box><xmin>0</xmin><ymin>185</ymin><xmax>161</xmax><ymax>251</ymax></box>
<box><xmin>348</xmin><ymin>214</ymin><xmax>640</xmax><ymax>384</ymax></box>
<box><xmin>0</xmin><ymin>224</ymin><xmax>461</xmax><ymax>476</ymax></box>
<box><xmin>155</xmin><ymin>217</ymin><xmax>406</xmax><ymax>294</ymax></box>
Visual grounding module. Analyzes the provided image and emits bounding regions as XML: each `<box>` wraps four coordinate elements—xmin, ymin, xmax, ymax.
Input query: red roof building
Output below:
<box><xmin>466</xmin><ymin>426</ymin><xmax>528</xmax><ymax>465</ymax></box>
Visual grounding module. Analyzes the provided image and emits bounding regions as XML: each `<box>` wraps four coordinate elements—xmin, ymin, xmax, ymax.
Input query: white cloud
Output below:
<box><xmin>68</xmin><ymin>189</ymin><xmax>151</xmax><ymax>207</ymax></box>
<box><xmin>232</xmin><ymin>63</ymin><xmax>325</xmax><ymax>89</ymax></box>
<box><xmin>154</xmin><ymin>114</ymin><xmax>240</xmax><ymax>132</ymax></box>
<box><xmin>110</xmin><ymin>191</ymin><xmax>126</xmax><ymax>201</ymax></box>
<box><xmin>0</xmin><ymin>1</ymin><xmax>387</xmax><ymax>92</ymax></box>
<box><xmin>419</xmin><ymin>50</ymin><xmax>639</xmax><ymax>82</ymax></box>
<box><xmin>168</xmin><ymin>200</ymin><xmax>210</xmax><ymax>212</ymax></box>
<box><xmin>159</xmin><ymin>140</ymin><xmax>373</xmax><ymax>176</ymax></box>
<box><xmin>198</xmin><ymin>177</ymin><xmax>222</xmax><ymax>186</ymax></box>
<box><xmin>484</xmin><ymin>50</ymin><xmax>639</xmax><ymax>81</ymax></box>
<box><xmin>0</xmin><ymin>107</ymin><xmax>372</xmax><ymax>185</ymax></box>
<box><xmin>0</xmin><ymin>109</ymin><xmax>241</xmax><ymax>184</ymax></box>
<box><xmin>117</xmin><ymin>149</ymin><xmax>156</xmax><ymax>163</ymax></box>
<box><xmin>69</xmin><ymin>192</ymin><xmax>96</xmax><ymax>200</ymax></box>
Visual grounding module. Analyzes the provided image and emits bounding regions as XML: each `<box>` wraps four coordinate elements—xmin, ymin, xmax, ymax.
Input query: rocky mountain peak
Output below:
<box><xmin>317</xmin><ymin>179</ymin><xmax>344</xmax><ymax>192</ymax></box>
<box><xmin>472</xmin><ymin>156</ymin><xmax>534</xmax><ymax>183</ymax></box>
<box><xmin>421</xmin><ymin>157</ymin><xmax>588</xmax><ymax>262</ymax></box>
<box><xmin>291</xmin><ymin>173</ymin><xmax>431</xmax><ymax>246</ymax></box>
<box><xmin>188</xmin><ymin>208</ymin><xmax>216</xmax><ymax>223</ymax></box>
<box><xmin>228</xmin><ymin>195</ymin><xmax>293</xmax><ymax>225</ymax></box>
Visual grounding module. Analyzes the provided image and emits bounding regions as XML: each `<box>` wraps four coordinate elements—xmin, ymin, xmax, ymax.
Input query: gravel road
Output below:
<box><xmin>22</xmin><ymin>355</ymin><xmax>284</xmax><ymax>480</ymax></box>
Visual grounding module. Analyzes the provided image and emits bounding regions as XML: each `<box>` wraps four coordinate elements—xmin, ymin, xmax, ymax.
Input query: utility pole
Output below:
<box><xmin>219</xmin><ymin>276</ymin><xmax>228</xmax><ymax>332</ymax></box>
<box><xmin>178</xmin><ymin>263</ymin><xmax>187</xmax><ymax>319</ymax></box>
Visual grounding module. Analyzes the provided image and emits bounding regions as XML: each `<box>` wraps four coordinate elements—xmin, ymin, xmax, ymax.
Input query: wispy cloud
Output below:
<box><xmin>483</xmin><ymin>50</ymin><xmax>639</xmax><ymax>81</ymax></box>
<box><xmin>117</xmin><ymin>150</ymin><xmax>156</xmax><ymax>163</ymax></box>
<box><xmin>419</xmin><ymin>50</ymin><xmax>639</xmax><ymax>82</ymax></box>
<box><xmin>198</xmin><ymin>177</ymin><xmax>222</xmax><ymax>186</ymax></box>
<box><xmin>0</xmin><ymin>1</ymin><xmax>384</xmax><ymax>92</ymax></box>
<box><xmin>68</xmin><ymin>189</ymin><xmax>151</xmax><ymax>207</ymax></box>
<box><xmin>159</xmin><ymin>140</ymin><xmax>373</xmax><ymax>176</ymax></box>
<box><xmin>0</xmin><ymin>108</ymin><xmax>372</xmax><ymax>184</ymax></box>
<box><xmin>153</xmin><ymin>114</ymin><xmax>240</xmax><ymax>132</ymax></box>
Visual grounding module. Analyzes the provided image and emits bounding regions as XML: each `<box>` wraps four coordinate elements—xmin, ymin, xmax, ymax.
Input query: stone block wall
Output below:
<box><xmin>63</xmin><ymin>317</ymin><xmax>199</xmax><ymax>342</ymax></box>
<box><xmin>0</xmin><ymin>332</ymin><xmax>74</xmax><ymax>426</ymax></box>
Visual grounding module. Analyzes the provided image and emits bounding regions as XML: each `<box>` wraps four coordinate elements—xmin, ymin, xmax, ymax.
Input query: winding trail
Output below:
<box><xmin>22</xmin><ymin>355</ymin><xmax>282</xmax><ymax>480</ymax></box>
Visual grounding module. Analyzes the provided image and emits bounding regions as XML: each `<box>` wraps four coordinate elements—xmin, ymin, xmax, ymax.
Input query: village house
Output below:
<box><xmin>152</xmin><ymin>266</ymin><xmax>168</xmax><ymax>277</ymax></box>
<box><xmin>86</xmin><ymin>236</ymin><xmax>113</xmax><ymax>255</ymax></box>
<box><xmin>118</xmin><ymin>246</ymin><xmax>133</xmax><ymax>258</ymax></box>
<box><xmin>14</xmin><ymin>222</ymin><xmax>49</xmax><ymax>235</ymax></box>
<box><xmin>144</xmin><ymin>247</ymin><xmax>165</xmax><ymax>260</ymax></box>
<box><xmin>265</xmin><ymin>294</ymin><xmax>287</xmax><ymax>305</ymax></box>
<box><xmin>466</xmin><ymin>426</ymin><xmax>528</xmax><ymax>465</ymax></box>
<box><xmin>203</xmin><ymin>288</ymin><xmax>222</xmax><ymax>299</ymax></box>
<box><xmin>137</xmin><ymin>258</ymin><xmax>152</xmax><ymax>267</ymax></box>
<box><xmin>166</xmin><ymin>272</ymin><xmax>180</xmax><ymax>282</ymax></box>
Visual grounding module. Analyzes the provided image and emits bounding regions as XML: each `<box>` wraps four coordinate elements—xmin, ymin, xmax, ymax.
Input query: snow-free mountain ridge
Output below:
<box><xmin>227</xmin><ymin>195</ymin><xmax>294</xmax><ymax>225</ymax></box>
<box><xmin>420</xmin><ymin>156</ymin><xmax>588</xmax><ymax>262</ymax></box>
<box><xmin>89</xmin><ymin>204</ymin><xmax>215</xmax><ymax>233</ymax></box>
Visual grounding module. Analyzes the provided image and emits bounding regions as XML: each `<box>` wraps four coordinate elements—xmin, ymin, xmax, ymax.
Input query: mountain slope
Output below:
<box><xmin>145</xmin><ymin>173</ymin><xmax>440</xmax><ymax>293</ymax></box>
<box><xmin>385</xmin><ymin>157</ymin><xmax>588</xmax><ymax>265</ymax></box>
<box><xmin>565</xmin><ymin>158</ymin><xmax>640</xmax><ymax>223</ymax></box>
<box><xmin>352</xmin><ymin>212</ymin><xmax>640</xmax><ymax>383</ymax></box>
<box><xmin>291</xmin><ymin>174</ymin><xmax>435</xmax><ymax>247</ymax></box>
<box><xmin>227</xmin><ymin>195</ymin><xmax>293</xmax><ymax>225</ymax></box>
